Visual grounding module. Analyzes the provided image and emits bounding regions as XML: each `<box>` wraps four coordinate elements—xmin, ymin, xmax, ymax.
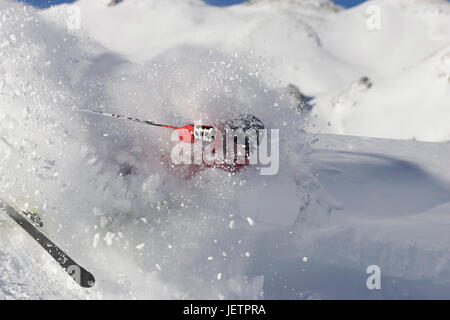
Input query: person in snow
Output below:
<box><xmin>168</xmin><ymin>113</ymin><xmax>264</xmax><ymax>179</ymax></box>
<box><xmin>80</xmin><ymin>109</ymin><xmax>264</xmax><ymax>179</ymax></box>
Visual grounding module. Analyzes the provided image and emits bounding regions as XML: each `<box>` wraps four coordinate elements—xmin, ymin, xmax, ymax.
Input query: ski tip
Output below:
<box><xmin>79</xmin><ymin>268</ymin><xmax>96</xmax><ymax>288</ymax></box>
<box><xmin>67</xmin><ymin>265</ymin><xmax>96</xmax><ymax>288</ymax></box>
<box><xmin>81</xmin><ymin>271</ymin><xmax>96</xmax><ymax>288</ymax></box>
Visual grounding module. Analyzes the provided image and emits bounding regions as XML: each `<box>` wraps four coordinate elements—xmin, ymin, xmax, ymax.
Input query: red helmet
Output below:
<box><xmin>224</xmin><ymin>113</ymin><xmax>265</xmax><ymax>157</ymax></box>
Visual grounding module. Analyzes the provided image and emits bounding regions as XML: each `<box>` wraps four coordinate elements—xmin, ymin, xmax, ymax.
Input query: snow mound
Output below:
<box><xmin>313</xmin><ymin>45</ymin><xmax>450</xmax><ymax>141</ymax></box>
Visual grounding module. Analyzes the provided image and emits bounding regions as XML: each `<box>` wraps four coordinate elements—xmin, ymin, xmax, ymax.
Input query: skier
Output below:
<box><xmin>168</xmin><ymin>113</ymin><xmax>265</xmax><ymax>179</ymax></box>
<box><xmin>80</xmin><ymin>109</ymin><xmax>264</xmax><ymax>178</ymax></box>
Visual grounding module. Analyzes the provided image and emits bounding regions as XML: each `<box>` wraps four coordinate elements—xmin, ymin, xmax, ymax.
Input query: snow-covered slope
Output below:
<box><xmin>314</xmin><ymin>44</ymin><xmax>450</xmax><ymax>141</ymax></box>
<box><xmin>1</xmin><ymin>0</ymin><xmax>450</xmax><ymax>299</ymax></box>
<box><xmin>42</xmin><ymin>0</ymin><xmax>450</xmax><ymax>141</ymax></box>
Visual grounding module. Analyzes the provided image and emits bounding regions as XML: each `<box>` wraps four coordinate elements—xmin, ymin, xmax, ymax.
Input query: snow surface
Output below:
<box><xmin>0</xmin><ymin>0</ymin><xmax>449</xmax><ymax>299</ymax></box>
<box><xmin>42</xmin><ymin>0</ymin><xmax>450</xmax><ymax>141</ymax></box>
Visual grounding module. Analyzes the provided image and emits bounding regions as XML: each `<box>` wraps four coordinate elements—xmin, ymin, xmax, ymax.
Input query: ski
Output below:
<box><xmin>22</xmin><ymin>208</ymin><xmax>44</xmax><ymax>228</ymax></box>
<box><xmin>16</xmin><ymin>197</ymin><xmax>44</xmax><ymax>228</ymax></box>
<box><xmin>0</xmin><ymin>201</ymin><xmax>95</xmax><ymax>288</ymax></box>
